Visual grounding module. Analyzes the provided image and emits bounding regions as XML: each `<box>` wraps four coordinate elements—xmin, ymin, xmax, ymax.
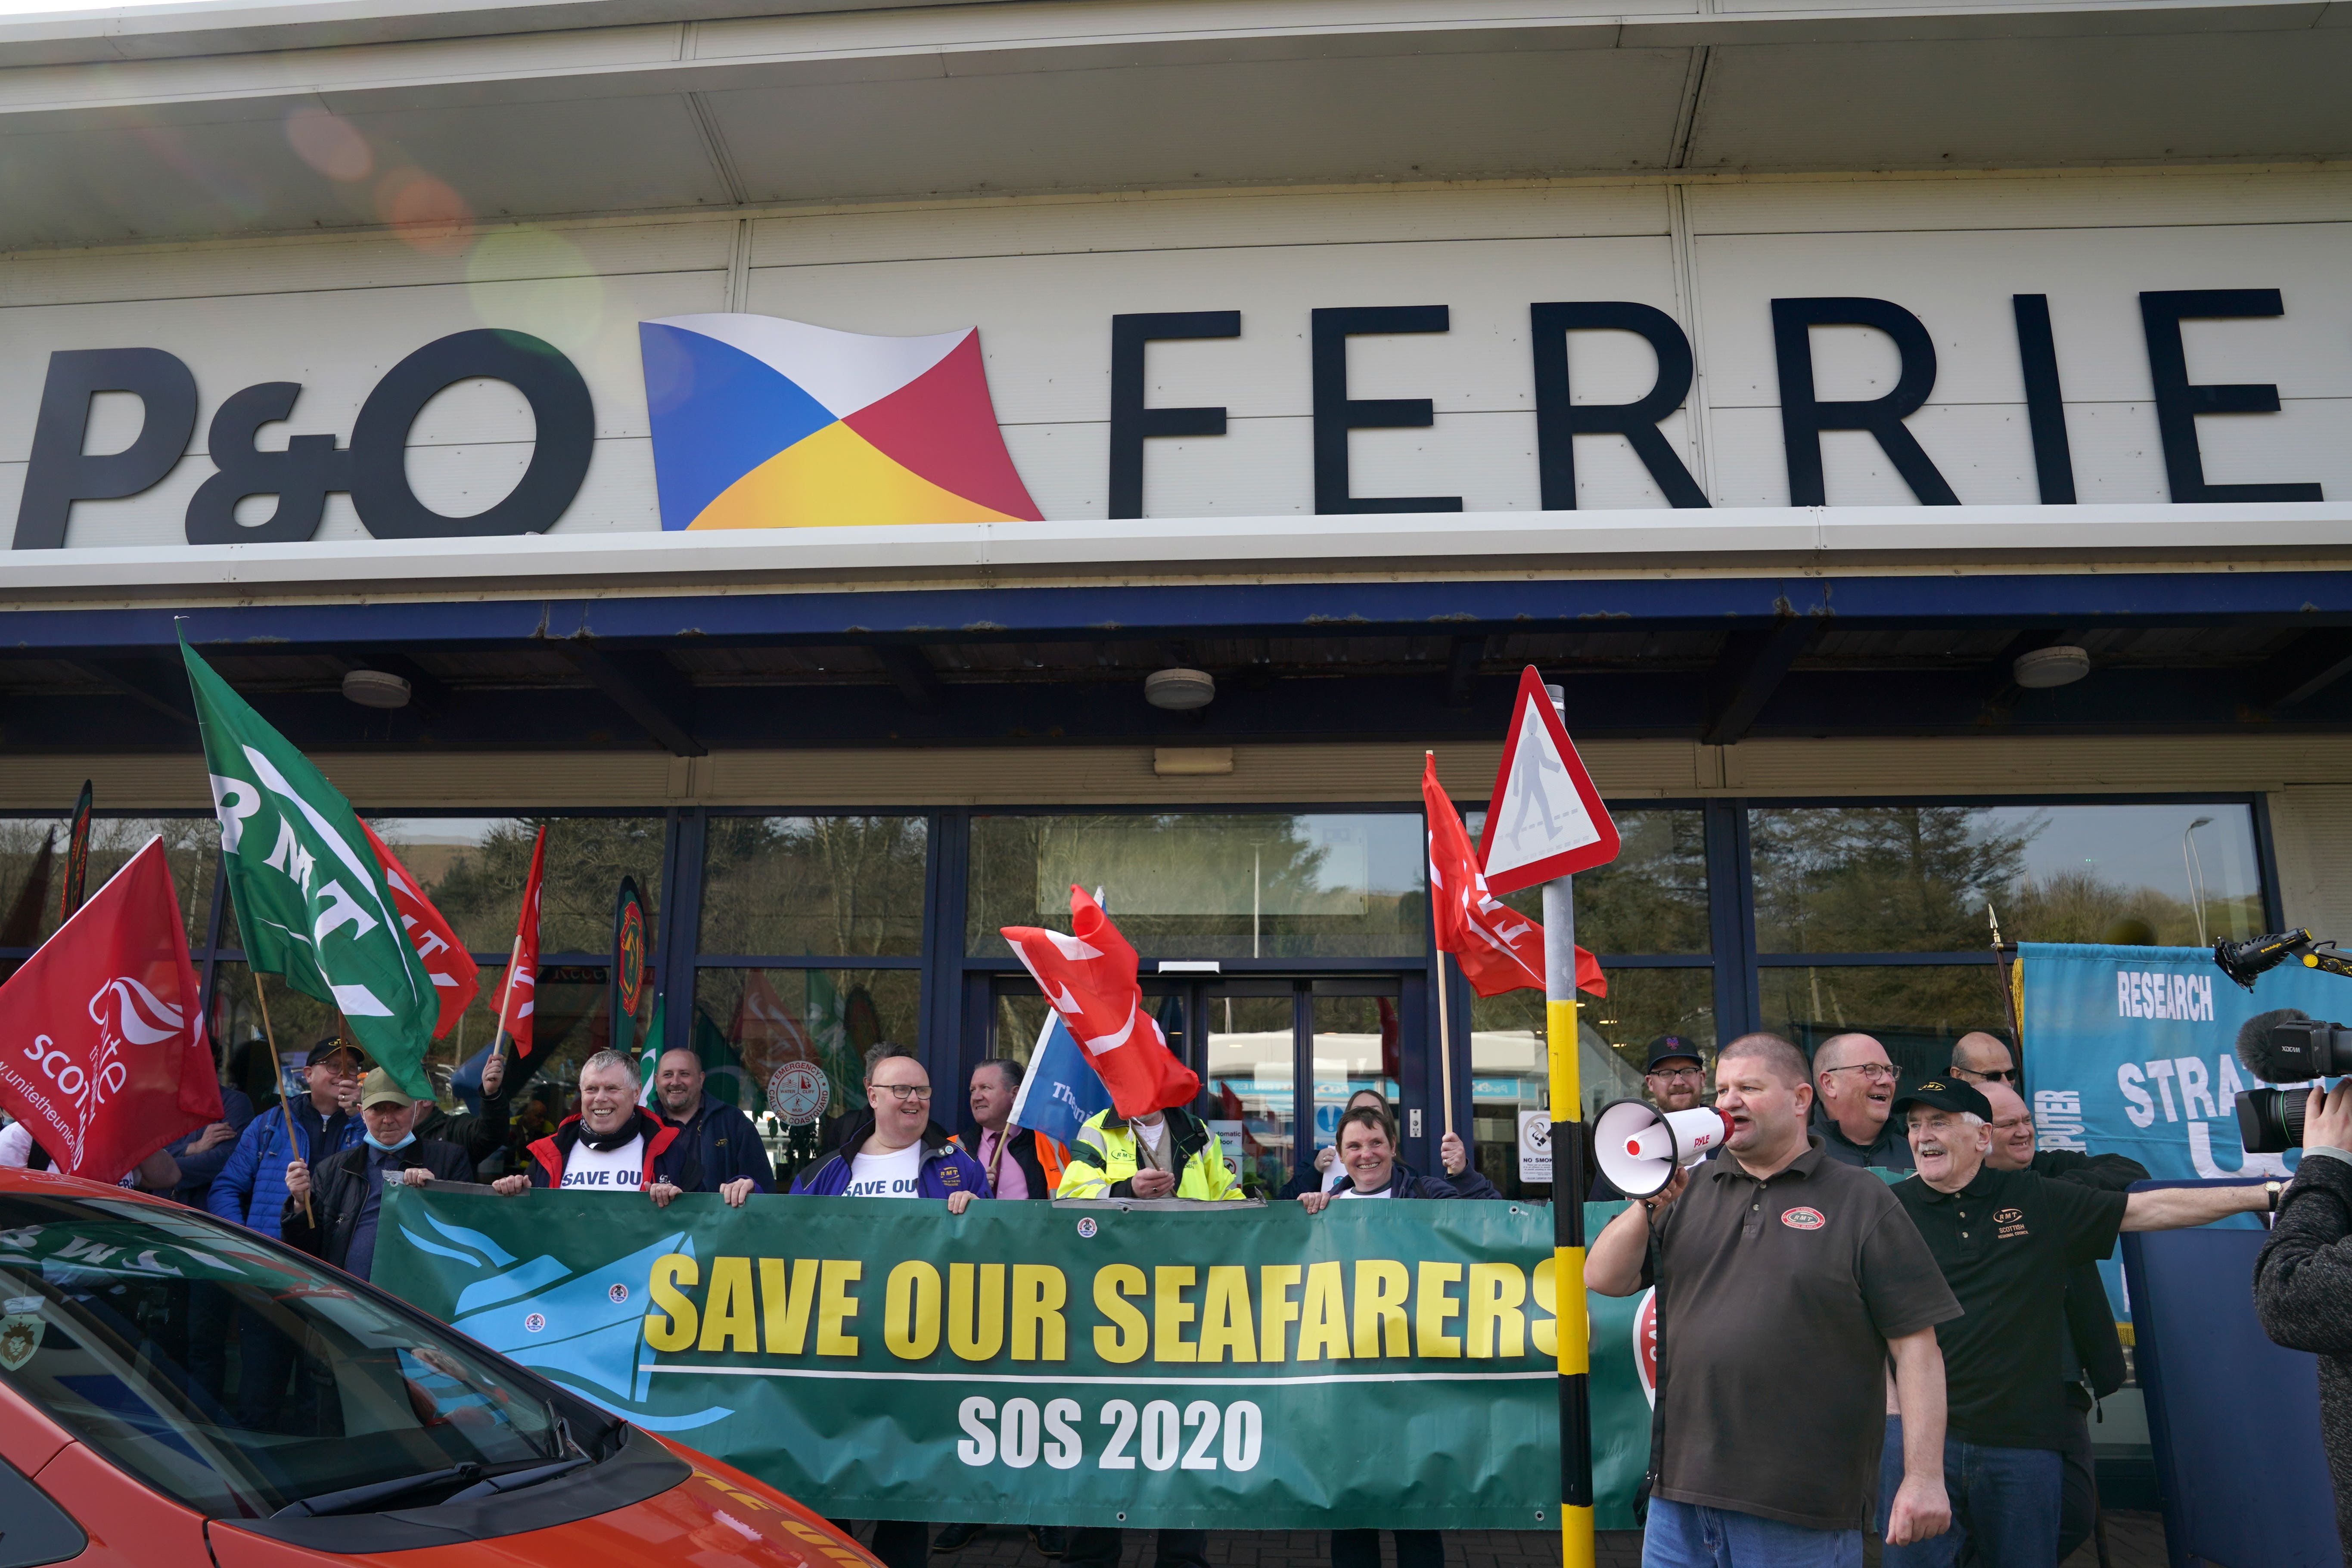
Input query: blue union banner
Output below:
<box><xmin>373</xmin><ymin>1189</ymin><xmax>1628</xmax><ymax>1530</ymax></box>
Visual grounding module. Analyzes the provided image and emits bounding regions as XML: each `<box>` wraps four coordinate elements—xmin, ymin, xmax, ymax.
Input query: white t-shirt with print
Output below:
<box><xmin>561</xmin><ymin>1136</ymin><xmax>645</xmax><ymax>1191</ymax></box>
<box><xmin>845</xmin><ymin>1140</ymin><xmax>925</xmax><ymax>1198</ymax></box>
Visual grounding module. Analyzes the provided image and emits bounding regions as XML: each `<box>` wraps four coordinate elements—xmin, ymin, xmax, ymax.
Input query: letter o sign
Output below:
<box><xmin>349</xmin><ymin>328</ymin><xmax>594</xmax><ymax>539</ymax></box>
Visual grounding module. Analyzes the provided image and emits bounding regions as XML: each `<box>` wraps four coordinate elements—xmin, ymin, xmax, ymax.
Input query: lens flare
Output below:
<box><xmin>376</xmin><ymin>168</ymin><xmax>474</xmax><ymax>255</ymax></box>
<box><xmin>284</xmin><ymin>107</ymin><xmax>373</xmax><ymax>181</ymax></box>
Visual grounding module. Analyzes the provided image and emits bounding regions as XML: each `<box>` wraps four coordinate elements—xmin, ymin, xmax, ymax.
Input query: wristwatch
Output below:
<box><xmin>2267</xmin><ymin>1179</ymin><xmax>2286</xmax><ymax>1213</ymax></box>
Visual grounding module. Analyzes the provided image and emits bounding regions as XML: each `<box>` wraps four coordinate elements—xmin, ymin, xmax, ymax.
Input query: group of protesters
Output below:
<box><xmin>31</xmin><ymin>1009</ymin><xmax>2342</xmax><ymax>1568</ymax></box>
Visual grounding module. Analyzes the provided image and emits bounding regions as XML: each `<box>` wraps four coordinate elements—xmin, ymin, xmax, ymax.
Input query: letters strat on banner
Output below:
<box><xmin>373</xmin><ymin>1190</ymin><xmax>1600</xmax><ymax>1531</ymax></box>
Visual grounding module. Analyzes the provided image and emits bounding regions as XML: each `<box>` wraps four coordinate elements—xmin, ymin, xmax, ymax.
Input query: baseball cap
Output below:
<box><xmin>1645</xmin><ymin>1036</ymin><xmax>1704</xmax><ymax>1073</ymax></box>
<box><xmin>305</xmin><ymin>1036</ymin><xmax>367</xmax><ymax>1068</ymax></box>
<box><xmin>1889</xmin><ymin>1077</ymin><xmax>1993</xmax><ymax>1123</ymax></box>
<box><xmin>357</xmin><ymin>1068</ymin><xmax>414</xmax><ymax>1111</ymax></box>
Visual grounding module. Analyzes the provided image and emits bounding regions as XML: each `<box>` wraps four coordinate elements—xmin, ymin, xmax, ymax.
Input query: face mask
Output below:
<box><xmin>366</xmin><ymin>1130</ymin><xmax>417</xmax><ymax>1152</ymax></box>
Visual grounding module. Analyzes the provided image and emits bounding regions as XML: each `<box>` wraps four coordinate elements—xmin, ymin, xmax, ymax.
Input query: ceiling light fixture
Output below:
<box><xmin>1145</xmin><ymin>668</ymin><xmax>1216</xmax><ymax>711</ymax></box>
<box><xmin>341</xmin><ymin>669</ymin><xmax>413</xmax><ymax>709</ymax></box>
<box><xmin>2012</xmin><ymin>646</ymin><xmax>2090</xmax><ymax>689</ymax></box>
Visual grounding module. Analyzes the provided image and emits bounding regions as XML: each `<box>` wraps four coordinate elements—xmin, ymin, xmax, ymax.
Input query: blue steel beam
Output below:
<box><xmin>4</xmin><ymin>569</ymin><xmax>2352</xmax><ymax>653</ymax></box>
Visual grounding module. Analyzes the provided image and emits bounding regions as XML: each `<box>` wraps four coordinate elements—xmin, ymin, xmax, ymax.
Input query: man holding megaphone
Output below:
<box><xmin>1588</xmin><ymin>1032</ymin><xmax>1963</xmax><ymax>1568</ymax></box>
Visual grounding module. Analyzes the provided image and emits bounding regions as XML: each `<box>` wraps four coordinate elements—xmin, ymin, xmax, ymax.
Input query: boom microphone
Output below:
<box><xmin>2237</xmin><ymin>1008</ymin><xmax>2316</xmax><ymax>1084</ymax></box>
<box><xmin>2234</xmin><ymin>1006</ymin><xmax>2352</xmax><ymax>1155</ymax></box>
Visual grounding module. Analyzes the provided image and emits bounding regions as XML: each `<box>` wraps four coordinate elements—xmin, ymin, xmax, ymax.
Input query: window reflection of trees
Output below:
<box><xmin>365</xmin><ymin>817</ymin><xmax>665</xmax><ymax>956</ymax></box>
<box><xmin>699</xmin><ymin>816</ymin><xmax>927</xmax><ymax>957</ymax></box>
<box><xmin>1481</xmin><ymin>809</ymin><xmax>1709</xmax><ymax>955</ymax></box>
<box><xmin>0</xmin><ymin>816</ymin><xmax>217</xmax><ymax>955</ymax></box>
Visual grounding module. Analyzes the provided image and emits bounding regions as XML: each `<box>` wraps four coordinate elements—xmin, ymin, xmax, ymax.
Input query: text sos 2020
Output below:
<box><xmin>956</xmin><ymin>1397</ymin><xmax>1263</xmax><ymax>1473</ymax></box>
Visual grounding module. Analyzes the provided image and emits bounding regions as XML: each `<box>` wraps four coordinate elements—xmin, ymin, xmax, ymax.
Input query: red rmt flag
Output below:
<box><xmin>0</xmin><ymin>837</ymin><xmax>222</xmax><ymax>1180</ymax></box>
<box><xmin>1424</xmin><ymin>754</ymin><xmax>1605</xmax><ymax>999</ymax></box>
<box><xmin>361</xmin><ymin>821</ymin><xmax>482</xmax><ymax>1041</ymax></box>
<box><xmin>1002</xmin><ymin>887</ymin><xmax>1201</xmax><ymax>1119</ymax></box>
<box><xmin>491</xmin><ymin>826</ymin><xmax>547</xmax><ymax>1059</ymax></box>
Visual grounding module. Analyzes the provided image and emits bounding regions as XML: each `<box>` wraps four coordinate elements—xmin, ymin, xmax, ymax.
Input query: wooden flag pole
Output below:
<box><xmin>1435</xmin><ymin>950</ymin><xmax>1456</xmax><ymax>1140</ymax></box>
<box><xmin>250</xmin><ymin>971</ymin><xmax>312</xmax><ymax>1226</ymax></box>
<box><xmin>488</xmin><ymin>932</ymin><xmax>525</xmax><ymax>1064</ymax></box>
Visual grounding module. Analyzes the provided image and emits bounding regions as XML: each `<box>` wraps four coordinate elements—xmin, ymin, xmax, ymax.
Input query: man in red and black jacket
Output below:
<box><xmin>491</xmin><ymin>1049</ymin><xmax>727</xmax><ymax>1205</ymax></box>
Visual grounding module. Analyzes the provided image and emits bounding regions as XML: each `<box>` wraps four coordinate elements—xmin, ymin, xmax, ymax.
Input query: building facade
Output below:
<box><xmin>2</xmin><ymin>0</ymin><xmax>2349</xmax><ymax>1208</ymax></box>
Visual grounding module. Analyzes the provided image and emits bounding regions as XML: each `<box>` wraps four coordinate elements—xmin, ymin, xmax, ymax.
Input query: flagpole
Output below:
<box><xmin>1434</xmin><ymin>950</ymin><xmax>1455</xmax><ymax>1140</ymax></box>
<box><xmin>489</xmin><ymin>931</ymin><xmax>525</xmax><ymax>1064</ymax></box>
<box><xmin>250</xmin><ymin>970</ymin><xmax>312</xmax><ymax>1227</ymax></box>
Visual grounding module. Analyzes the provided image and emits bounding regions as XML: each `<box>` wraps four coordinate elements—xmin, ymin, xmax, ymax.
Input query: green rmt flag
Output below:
<box><xmin>181</xmin><ymin>635</ymin><xmax>437</xmax><ymax>1099</ymax></box>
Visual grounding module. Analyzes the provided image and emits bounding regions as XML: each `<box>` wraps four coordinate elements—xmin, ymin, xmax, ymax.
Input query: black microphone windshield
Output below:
<box><xmin>2237</xmin><ymin>1007</ymin><xmax>2314</xmax><ymax>1083</ymax></box>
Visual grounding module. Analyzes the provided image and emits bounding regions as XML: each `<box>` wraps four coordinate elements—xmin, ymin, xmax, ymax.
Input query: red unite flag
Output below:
<box><xmin>1002</xmin><ymin>887</ymin><xmax>1201</xmax><ymax>1120</ymax></box>
<box><xmin>493</xmin><ymin>826</ymin><xmax>547</xmax><ymax>1059</ymax></box>
<box><xmin>1424</xmin><ymin>754</ymin><xmax>1605</xmax><ymax>999</ymax></box>
<box><xmin>361</xmin><ymin>822</ymin><xmax>482</xmax><ymax>1041</ymax></box>
<box><xmin>0</xmin><ymin>837</ymin><xmax>222</xmax><ymax>1180</ymax></box>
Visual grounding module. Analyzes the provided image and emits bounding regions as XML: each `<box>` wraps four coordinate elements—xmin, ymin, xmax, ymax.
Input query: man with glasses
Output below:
<box><xmin>1979</xmin><ymin>1079</ymin><xmax>2146</xmax><ymax>1563</ymax></box>
<box><xmin>789</xmin><ymin>1044</ymin><xmax>989</xmax><ymax>1568</ymax></box>
<box><xmin>1589</xmin><ymin>1037</ymin><xmax>1713</xmax><ymax>1201</ymax></box>
<box><xmin>1811</xmin><ymin>1033</ymin><xmax>1915</xmax><ymax>1171</ymax></box>
<box><xmin>1948</xmin><ymin>1033</ymin><xmax>2016</xmax><ymax>1087</ymax></box>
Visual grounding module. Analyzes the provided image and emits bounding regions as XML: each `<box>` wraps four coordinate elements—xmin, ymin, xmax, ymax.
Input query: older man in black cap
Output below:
<box><xmin>1880</xmin><ymin>1076</ymin><xmax>2276</xmax><ymax>1568</ymax></box>
<box><xmin>1587</xmin><ymin>1035</ymin><xmax>1711</xmax><ymax>1201</ymax></box>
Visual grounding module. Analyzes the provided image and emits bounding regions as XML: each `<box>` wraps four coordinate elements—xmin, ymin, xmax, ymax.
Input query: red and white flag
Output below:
<box><xmin>493</xmin><ymin>826</ymin><xmax>547</xmax><ymax>1059</ymax></box>
<box><xmin>0</xmin><ymin>837</ymin><xmax>222</xmax><ymax>1180</ymax></box>
<box><xmin>361</xmin><ymin>821</ymin><xmax>482</xmax><ymax>1041</ymax></box>
<box><xmin>1003</xmin><ymin>887</ymin><xmax>1200</xmax><ymax>1120</ymax></box>
<box><xmin>1425</xmin><ymin>754</ymin><xmax>1605</xmax><ymax>999</ymax></box>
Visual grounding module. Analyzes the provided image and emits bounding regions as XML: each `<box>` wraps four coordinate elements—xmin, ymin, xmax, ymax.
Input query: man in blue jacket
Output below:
<box><xmin>792</xmin><ymin>1044</ymin><xmax>988</xmax><ymax>1568</ymax></box>
<box><xmin>208</xmin><ymin>1037</ymin><xmax>365</xmax><ymax>1240</ymax></box>
<box><xmin>651</xmin><ymin>1045</ymin><xmax>776</xmax><ymax>1202</ymax></box>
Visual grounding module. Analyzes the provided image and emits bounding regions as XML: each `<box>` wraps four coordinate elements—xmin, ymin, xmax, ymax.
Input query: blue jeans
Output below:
<box><xmin>1642</xmin><ymin>1497</ymin><xmax>1862</xmax><ymax>1568</ymax></box>
<box><xmin>1877</xmin><ymin>1415</ymin><xmax>2062</xmax><ymax>1568</ymax></box>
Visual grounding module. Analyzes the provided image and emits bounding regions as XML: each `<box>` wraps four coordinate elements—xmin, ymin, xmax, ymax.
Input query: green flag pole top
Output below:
<box><xmin>180</xmin><ymin>633</ymin><xmax>438</xmax><ymax>1100</ymax></box>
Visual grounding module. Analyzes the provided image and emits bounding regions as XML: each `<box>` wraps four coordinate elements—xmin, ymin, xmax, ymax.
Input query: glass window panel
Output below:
<box><xmin>968</xmin><ymin>813</ymin><xmax>1425</xmax><ymax>959</ymax></box>
<box><xmin>701</xmin><ymin>816</ymin><xmax>927</xmax><ymax>957</ymax></box>
<box><xmin>1205</xmin><ymin>991</ymin><xmax>1296</xmax><ymax>1198</ymax></box>
<box><xmin>276</xmin><ymin>816</ymin><xmax>668</xmax><ymax>957</ymax></box>
<box><xmin>1750</xmin><ymin>803</ymin><xmax>2265</xmax><ymax>954</ymax></box>
<box><xmin>0</xmin><ymin>816</ymin><xmax>216</xmax><ymax>953</ymax></box>
<box><xmin>1305</xmin><ymin>991</ymin><xmax>1402</xmax><ymax>1171</ymax></box>
<box><xmin>1470</xmin><ymin>807</ymin><xmax>1710</xmax><ymax>956</ymax></box>
<box><xmin>696</xmin><ymin>967</ymin><xmax>921</xmax><ymax>1187</ymax></box>
<box><xmin>1758</xmin><ymin>963</ymin><xmax>2012</xmax><ymax>1088</ymax></box>
<box><xmin>1467</xmin><ymin>966</ymin><xmax>1713</xmax><ymax>1199</ymax></box>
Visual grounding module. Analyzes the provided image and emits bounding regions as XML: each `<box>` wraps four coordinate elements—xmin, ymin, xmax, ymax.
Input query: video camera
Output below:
<box><xmin>2212</xmin><ymin>930</ymin><xmax>2352</xmax><ymax>1153</ymax></box>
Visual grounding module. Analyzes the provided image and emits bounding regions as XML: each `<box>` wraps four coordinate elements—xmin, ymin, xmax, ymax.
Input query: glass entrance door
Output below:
<box><xmin>967</xmin><ymin>972</ymin><xmax>1415</xmax><ymax>1198</ymax></box>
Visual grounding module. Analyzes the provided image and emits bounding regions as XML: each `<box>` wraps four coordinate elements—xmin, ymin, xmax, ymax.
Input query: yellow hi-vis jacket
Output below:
<box><xmin>1055</xmin><ymin>1106</ymin><xmax>1244</xmax><ymax>1201</ymax></box>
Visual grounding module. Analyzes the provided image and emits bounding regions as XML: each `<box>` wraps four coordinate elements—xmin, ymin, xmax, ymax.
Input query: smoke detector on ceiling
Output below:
<box><xmin>2012</xmin><ymin>646</ymin><xmax>2091</xmax><ymax>689</ymax></box>
<box><xmin>1144</xmin><ymin>668</ymin><xmax>1217</xmax><ymax>711</ymax></box>
<box><xmin>342</xmin><ymin>669</ymin><xmax>413</xmax><ymax>709</ymax></box>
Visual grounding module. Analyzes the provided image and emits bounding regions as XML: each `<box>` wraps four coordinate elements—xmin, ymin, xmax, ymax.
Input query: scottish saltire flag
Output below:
<box><xmin>639</xmin><ymin>314</ymin><xmax>1043</xmax><ymax>531</ymax></box>
<box><xmin>1008</xmin><ymin>1012</ymin><xmax>1114</xmax><ymax>1148</ymax></box>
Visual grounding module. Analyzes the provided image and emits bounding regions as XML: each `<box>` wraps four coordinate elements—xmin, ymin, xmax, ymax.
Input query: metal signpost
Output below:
<box><xmin>1475</xmin><ymin>668</ymin><xmax>1621</xmax><ymax>1568</ymax></box>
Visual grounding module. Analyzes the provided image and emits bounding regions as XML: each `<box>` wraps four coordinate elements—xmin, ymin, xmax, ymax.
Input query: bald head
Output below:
<box><xmin>1813</xmin><ymin>1033</ymin><xmax>1883</xmax><ymax>1074</ymax></box>
<box><xmin>1812</xmin><ymin>1033</ymin><xmax>1894</xmax><ymax>1142</ymax></box>
<box><xmin>1981</xmin><ymin>1080</ymin><xmax>2035</xmax><ymax>1170</ymax></box>
<box><xmin>1950</xmin><ymin>1032</ymin><xmax>2015</xmax><ymax>1084</ymax></box>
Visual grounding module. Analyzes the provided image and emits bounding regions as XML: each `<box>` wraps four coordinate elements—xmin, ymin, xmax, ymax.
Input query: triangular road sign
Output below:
<box><xmin>1476</xmin><ymin>666</ymin><xmax>1620</xmax><ymax>895</ymax></box>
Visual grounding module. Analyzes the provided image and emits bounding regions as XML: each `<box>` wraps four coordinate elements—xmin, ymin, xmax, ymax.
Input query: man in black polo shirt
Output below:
<box><xmin>1590</xmin><ymin>1031</ymin><xmax>1961</xmax><ymax>1568</ymax></box>
<box><xmin>1881</xmin><ymin>1078</ymin><xmax>2274</xmax><ymax>1568</ymax></box>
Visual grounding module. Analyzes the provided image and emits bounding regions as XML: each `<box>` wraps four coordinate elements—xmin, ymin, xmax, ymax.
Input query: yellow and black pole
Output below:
<box><xmin>1543</xmin><ymin>688</ymin><xmax>1594</xmax><ymax>1567</ymax></box>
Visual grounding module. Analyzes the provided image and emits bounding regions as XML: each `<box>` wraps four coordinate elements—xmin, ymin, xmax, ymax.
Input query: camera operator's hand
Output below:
<box><xmin>2309</xmin><ymin>1078</ymin><xmax>2352</xmax><ymax>1153</ymax></box>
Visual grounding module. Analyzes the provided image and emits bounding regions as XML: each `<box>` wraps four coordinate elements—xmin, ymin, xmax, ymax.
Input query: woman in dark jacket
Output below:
<box><xmin>2254</xmin><ymin>1082</ymin><xmax>2352</xmax><ymax>1554</ymax></box>
<box><xmin>1285</xmin><ymin>1088</ymin><xmax>1500</xmax><ymax>1199</ymax></box>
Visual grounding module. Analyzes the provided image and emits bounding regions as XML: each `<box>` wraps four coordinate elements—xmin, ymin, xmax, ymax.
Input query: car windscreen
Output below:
<box><xmin>0</xmin><ymin>1191</ymin><xmax>578</xmax><ymax>1520</ymax></box>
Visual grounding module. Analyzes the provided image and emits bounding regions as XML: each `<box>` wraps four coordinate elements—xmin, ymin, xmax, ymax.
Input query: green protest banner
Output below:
<box><xmin>374</xmin><ymin>1189</ymin><xmax>1662</xmax><ymax>1530</ymax></box>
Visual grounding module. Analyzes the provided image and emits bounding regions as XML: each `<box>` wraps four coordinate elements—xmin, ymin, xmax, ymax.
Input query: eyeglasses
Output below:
<box><xmin>1821</xmin><ymin>1063</ymin><xmax>1900</xmax><ymax>1083</ymax></box>
<box><xmin>1646</xmin><ymin>1068</ymin><xmax>1706</xmax><ymax>1084</ymax></box>
<box><xmin>869</xmin><ymin>1083</ymin><xmax>933</xmax><ymax>1103</ymax></box>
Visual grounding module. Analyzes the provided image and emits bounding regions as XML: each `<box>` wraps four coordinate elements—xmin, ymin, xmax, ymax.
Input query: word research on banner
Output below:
<box><xmin>1477</xmin><ymin>667</ymin><xmax>1620</xmax><ymax>897</ymax></box>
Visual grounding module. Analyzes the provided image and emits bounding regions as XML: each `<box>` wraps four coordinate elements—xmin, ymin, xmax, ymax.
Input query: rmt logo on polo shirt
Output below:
<box><xmin>1781</xmin><ymin>1207</ymin><xmax>1826</xmax><ymax>1230</ymax></box>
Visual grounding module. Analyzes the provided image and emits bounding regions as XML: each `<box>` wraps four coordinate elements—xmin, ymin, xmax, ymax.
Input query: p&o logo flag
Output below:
<box><xmin>0</xmin><ymin>837</ymin><xmax>222</xmax><ymax>1179</ymax></box>
<box><xmin>639</xmin><ymin>314</ymin><xmax>1043</xmax><ymax>531</ymax></box>
<box><xmin>181</xmin><ymin>635</ymin><xmax>438</xmax><ymax>1100</ymax></box>
<box><xmin>1423</xmin><ymin>754</ymin><xmax>1604</xmax><ymax>999</ymax></box>
<box><xmin>1002</xmin><ymin>887</ymin><xmax>1200</xmax><ymax>1120</ymax></box>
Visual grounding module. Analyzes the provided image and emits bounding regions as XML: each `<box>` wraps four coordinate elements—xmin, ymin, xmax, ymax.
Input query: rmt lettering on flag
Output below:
<box><xmin>2116</xmin><ymin>969</ymin><xmax>2214</xmax><ymax>1022</ymax></box>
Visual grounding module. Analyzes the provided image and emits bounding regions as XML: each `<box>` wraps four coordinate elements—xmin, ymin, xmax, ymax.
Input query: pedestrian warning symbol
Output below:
<box><xmin>1477</xmin><ymin>665</ymin><xmax>1620</xmax><ymax>895</ymax></box>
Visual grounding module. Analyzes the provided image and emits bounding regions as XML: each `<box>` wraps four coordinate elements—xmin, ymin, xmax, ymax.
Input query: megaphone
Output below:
<box><xmin>1593</xmin><ymin>1099</ymin><xmax>1734</xmax><ymax>1198</ymax></box>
